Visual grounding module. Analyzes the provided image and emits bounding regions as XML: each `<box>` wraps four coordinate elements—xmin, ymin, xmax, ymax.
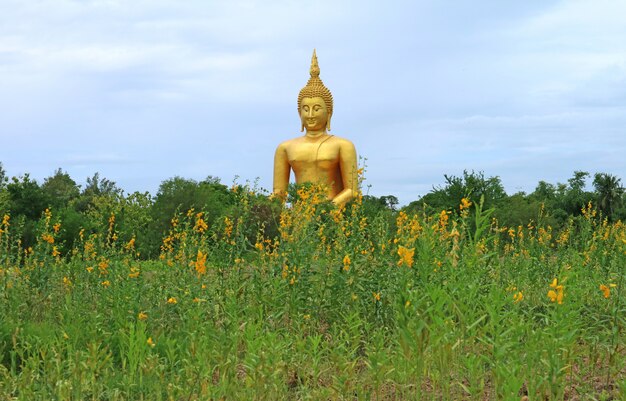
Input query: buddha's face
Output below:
<box><xmin>300</xmin><ymin>97</ymin><xmax>329</xmax><ymax>132</ymax></box>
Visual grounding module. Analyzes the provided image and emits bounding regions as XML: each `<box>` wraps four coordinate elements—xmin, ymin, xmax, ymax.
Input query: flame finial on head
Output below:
<box><xmin>298</xmin><ymin>49</ymin><xmax>334</xmax><ymax>129</ymax></box>
<box><xmin>310</xmin><ymin>49</ymin><xmax>320</xmax><ymax>78</ymax></box>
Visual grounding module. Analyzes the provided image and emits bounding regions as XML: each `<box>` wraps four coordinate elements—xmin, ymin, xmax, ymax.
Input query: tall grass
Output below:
<box><xmin>0</xmin><ymin>186</ymin><xmax>625</xmax><ymax>400</ymax></box>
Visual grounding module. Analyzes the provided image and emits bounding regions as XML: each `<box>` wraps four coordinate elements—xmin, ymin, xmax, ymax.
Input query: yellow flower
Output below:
<box><xmin>98</xmin><ymin>259</ymin><xmax>109</xmax><ymax>275</ymax></box>
<box><xmin>101</xmin><ymin>280</ymin><xmax>111</xmax><ymax>287</ymax></box>
<box><xmin>507</xmin><ymin>228</ymin><xmax>516</xmax><ymax>240</ymax></box>
<box><xmin>513</xmin><ymin>291</ymin><xmax>523</xmax><ymax>303</ymax></box>
<box><xmin>128</xmin><ymin>267</ymin><xmax>140</xmax><ymax>278</ymax></box>
<box><xmin>62</xmin><ymin>276</ymin><xmax>72</xmax><ymax>288</ymax></box>
<box><xmin>125</xmin><ymin>237</ymin><xmax>136</xmax><ymax>251</ymax></box>
<box><xmin>138</xmin><ymin>311</ymin><xmax>148</xmax><ymax>321</ymax></box>
<box><xmin>599</xmin><ymin>284</ymin><xmax>615</xmax><ymax>299</ymax></box>
<box><xmin>53</xmin><ymin>223</ymin><xmax>61</xmax><ymax>233</ymax></box>
<box><xmin>194</xmin><ymin>213</ymin><xmax>208</xmax><ymax>233</ymax></box>
<box><xmin>599</xmin><ymin>284</ymin><xmax>610</xmax><ymax>299</ymax></box>
<box><xmin>459</xmin><ymin>198</ymin><xmax>472</xmax><ymax>211</ymax></box>
<box><xmin>342</xmin><ymin>254</ymin><xmax>351</xmax><ymax>271</ymax></box>
<box><xmin>548</xmin><ymin>278</ymin><xmax>564</xmax><ymax>304</ymax></box>
<box><xmin>195</xmin><ymin>250</ymin><xmax>207</xmax><ymax>275</ymax></box>
<box><xmin>52</xmin><ymin>246</ymin><xmax>60</xmax><ymax>257</ymax></box>
<box><xmin>303</xmin><ymin>314</ymin><xmax>311</xmax><ymax>320</ymax></box>
<box><xmin>84</xmin><ymin>241</ymin><xmax>95</xmax><ymax>256</ymax></box>
<box><xmin>439</xmin><ymin>210</ymin><xmax>450</xmax><ymax>229</ymax></box>
<box><xmin>41</xmin><ymin>233</ymin><xmax>54</xmax><ymax>244</ymax></box>
<box><xmin>397</xmin><ymin>246</ymin><xmax>415</xmax><ymax>268</ymax></box>
<box><xmin>147</xmin><ymin>337</ymin><xmax>156</xmax><ymax>347</ymax></box>
<box><xmin>372</xmin><ymin>292</ymin><xmax>381</xmax><ymax>302</ymax></box>
<box><xmin>167</xmin><ymin>297</ymin><xmax>177</xmax><ymax>304</ymax></box>
<box><xmin>223</xmin><ymin>217</ymin><xmax>233</xmax><ymax>238</ymax></box>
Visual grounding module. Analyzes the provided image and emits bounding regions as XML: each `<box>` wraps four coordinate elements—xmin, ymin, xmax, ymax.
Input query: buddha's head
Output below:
<box><xmin>298</xmin><ymin>50</ymin><xmax>333</xmax><ymax>132</ymax></box>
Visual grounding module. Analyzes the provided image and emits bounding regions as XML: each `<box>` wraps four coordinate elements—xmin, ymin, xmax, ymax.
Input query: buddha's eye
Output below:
<box><xmin>302</xmin><ymin>106</ymin><xmax>309</xmax><ymax>112</ymax></box>
<box><xmin>314</xmin><ymin>106</ymin><xmax>321</xmax><ymax>112</ymax></box>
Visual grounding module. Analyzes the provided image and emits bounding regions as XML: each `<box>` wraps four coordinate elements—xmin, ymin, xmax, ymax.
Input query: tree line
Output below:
<box><xmin>402</xmin><ymin>170</ymin><xmax>626</xmax><ymax>228</ymax></box>
<box><xmin>1</xmin><ymin>162</ymin><xmax>624</xmax><ymax>258</ymax></box>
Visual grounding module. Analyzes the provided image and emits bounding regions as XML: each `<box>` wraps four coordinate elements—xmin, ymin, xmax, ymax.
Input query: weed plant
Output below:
<box><xmin>0</xmin><ymin>186</ymin><xmax>625</xmax><ymax>400</ymax></box>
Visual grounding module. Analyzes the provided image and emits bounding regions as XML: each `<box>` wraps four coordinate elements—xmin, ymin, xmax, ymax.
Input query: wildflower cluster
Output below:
<box><xmin>548</xmin><ymin>278</ymin><xmax>565</xmax><ymax>304</ymax></box>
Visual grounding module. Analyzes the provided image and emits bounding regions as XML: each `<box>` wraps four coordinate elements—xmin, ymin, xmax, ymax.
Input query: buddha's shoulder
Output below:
<box><xmin>328</xmin><ymin>135</ymin><xmax>356</xmax><ymax>149</ymax></box>
<box><xmin>276</xmin><ymin>137</ymin><xmax>302</xmax><ymax>152</ymax></box>
<box><xmin>328</xmin><ymin>135</ymin><xmax>354</xmax><ymax>144</ymax></box>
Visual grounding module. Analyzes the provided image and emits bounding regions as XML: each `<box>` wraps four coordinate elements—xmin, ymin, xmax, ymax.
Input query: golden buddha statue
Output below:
<box><xmin>273</xmin><ymin>50</ymin><xmax>358</xmax><ymax>206</ymax></box>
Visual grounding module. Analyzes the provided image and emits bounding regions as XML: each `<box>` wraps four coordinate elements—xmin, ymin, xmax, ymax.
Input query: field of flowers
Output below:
<box><xmin>0</xmin><ymin>184</ymin><xmax>625</xmax><ymax>400</ymax></box>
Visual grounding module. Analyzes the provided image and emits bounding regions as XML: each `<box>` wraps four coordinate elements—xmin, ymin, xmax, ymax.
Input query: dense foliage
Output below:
<box><xmin>1</xmin><ymin>163</ymin><xmax>625</xmax><ymax>399</ymax></box>
<box><xmin>1</xmin><ymin>164</ymin><xmax>625</xmax><ymax>257</ymax></box>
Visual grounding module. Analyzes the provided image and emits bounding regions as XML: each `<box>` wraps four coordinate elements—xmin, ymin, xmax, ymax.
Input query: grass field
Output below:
<box><xmin>1</xmin><ymin>186</ymin><xmax>625</xmax><ymax>400</ymax></box>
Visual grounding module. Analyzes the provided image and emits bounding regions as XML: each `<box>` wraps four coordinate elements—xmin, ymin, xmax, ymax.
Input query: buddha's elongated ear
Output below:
<box><xmin>327</xmin><ymin>114</ymin><xmax>332</xmax><ymax>131</ymax></box>
<box><xmin>301</xmin><ymin>122</ymin><xmax>305</xmax><ymax>132</ymax></box>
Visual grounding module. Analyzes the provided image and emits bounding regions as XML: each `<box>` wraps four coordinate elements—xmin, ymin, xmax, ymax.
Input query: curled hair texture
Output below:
<box><xmin>298</xmin><ymin>82</ymin><xmax>333</xmax><ymax>116</ymax></box>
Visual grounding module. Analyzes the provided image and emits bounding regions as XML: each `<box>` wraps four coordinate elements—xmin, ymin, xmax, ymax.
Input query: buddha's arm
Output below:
<box><xmin>273</xmin><ymin>144</ymin><xmax>290</xmax><ymax>200</ymax></box>
<box><xmin>332</xmin><ymin>140</ymin><xmax>358</xmax><ymax>206</ymax></box>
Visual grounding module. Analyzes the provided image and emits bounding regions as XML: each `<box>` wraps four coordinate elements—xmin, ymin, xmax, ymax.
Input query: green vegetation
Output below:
<box><xmin>1</xmin><ymin>162</ymin><xmax>625</xmax><ymax>399</ymax></box>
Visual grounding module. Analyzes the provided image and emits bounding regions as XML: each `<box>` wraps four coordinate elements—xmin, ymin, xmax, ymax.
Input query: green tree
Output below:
<box><xmin>493</xmin><ymin>192</ymin><xmax>559</xmax><ymax>230</ymax></box>
<box><xmin>361</xmin><ymin>194</ymin><xmax>398</xmax><ymax>232</ymax></box>
<box><xmin>363</xmin><ymin>195</ymin><xmax>398</xmax><ymax>214</ymax></box>
<box><xmin>592</xmin><ymin>173</ymin><xmax>624</xmax><ymax>221</ymax></box>
<box><xmin>151</xmin><ymin>176</ymin><xmax>233</xmax><ymax>224</ymax></box>
<box><xmin>0</xmin><ymin>162</ymin><xmax>8</xmax><ymax>213</ymax></box>
<box><xmin>530</xmin><ymin>181</ymin><xmax>556</xmax><ymax>202</ymax></box>
<box><xmin>529</xmin><ymin>181</ymin><xmax>568</xmax><ymax>227</ymax></box>
<box><xmin>38</xmin><ymin>169</ymin><xmax>84</xmax><ymax>254</ymax></box>
<box><xmin>5</xmin><ymin>174</ymin><xmax>50</xmax><ymax>247</ymax></box>
<box><xmin>0</xmin><ymin>162</ymin><xmax>7</xmax><ymax>188</ymax></box>
<box><xmin>75</xmin><ymin>172</ymin><xmax>121</xmax><ymax>212</ymax></box>
<box><xmin>42</xmin><ymin>168</ymin><xmax>81</xmax><ymax>210</ymax></box>
<box><xmin>406</xmin><ymin>170</ymin><xmax>507</xmax><ymax>215</ymax></box>
<box><xmin>561</xmin><ymin>171</ymin><xmax>593</xmax><ymax>216</ymax></box>
<box><xmin>146</xmin><ymin>176</ymin><xmax>235</xmax><ymax>256</ymax></box>
<box><xmin>6</xmin><ymin>174</ymin><xmax>49</xmax><ymax>220</ymax></box>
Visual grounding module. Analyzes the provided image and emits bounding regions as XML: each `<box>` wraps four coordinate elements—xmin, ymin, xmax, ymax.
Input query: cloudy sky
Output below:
<box><xmin>1</xmin><ymin>0</ymin><xmax>625</xmax><ymax>205</ymax></box>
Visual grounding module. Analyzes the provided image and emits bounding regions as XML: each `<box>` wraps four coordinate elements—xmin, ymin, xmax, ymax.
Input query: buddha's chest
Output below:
<box><xmin>287</xmin><ymin>142</ymin><xmax>340</xmax><ymax>171</ymax></box>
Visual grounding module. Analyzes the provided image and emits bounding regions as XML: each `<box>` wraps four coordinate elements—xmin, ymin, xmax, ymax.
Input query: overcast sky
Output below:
<box><xmin>1</xmin><ymin>0</ymin><xmax>625</xmax><ymax>205</ymax></box>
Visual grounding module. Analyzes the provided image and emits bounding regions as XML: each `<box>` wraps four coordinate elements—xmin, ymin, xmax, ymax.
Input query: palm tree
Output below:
<box><xmin>593</xmin><ymin>173</ymin><xmax>624</xmax><ymax>221</ymax></box>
